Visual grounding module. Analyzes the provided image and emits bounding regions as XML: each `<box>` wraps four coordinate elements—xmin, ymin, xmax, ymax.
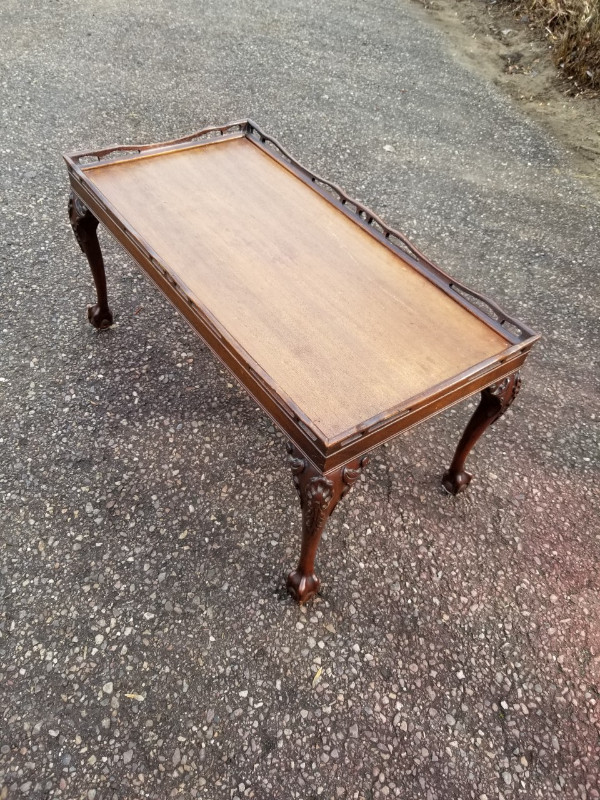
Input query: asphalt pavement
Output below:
<box><xmin>1</xmin><ymin>0</ymin><xmax>599</xmax><ymax>798</ymax></box>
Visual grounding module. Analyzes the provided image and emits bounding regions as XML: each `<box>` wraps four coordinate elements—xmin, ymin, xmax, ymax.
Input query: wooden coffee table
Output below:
<box><xmin>64</xmin><ymin>120</ymin><xmax>539</xmax><ymax>603</ymax></box>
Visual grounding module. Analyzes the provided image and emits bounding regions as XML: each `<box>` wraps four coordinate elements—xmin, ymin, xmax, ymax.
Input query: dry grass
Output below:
<box><xmin>505</xmin><ymin>0</ymin><xmax>600</xmax><ymax>90</ymax></box>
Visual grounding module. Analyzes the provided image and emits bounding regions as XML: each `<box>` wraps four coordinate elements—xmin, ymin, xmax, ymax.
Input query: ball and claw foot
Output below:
<box><xmin>442</xmin><ymin>372</ymin><xmax>521</xmax><ymax>497</ymax></box>
<box><xmin>285</xmin><ymin>445</ymin><xmax>370</xmax><ymax>603</ymax></box>
<box><xmin>442</xmin><ymin>469</ymin><xmax>472</xmax><ymax>496</ymax></box>
<box><xmin>87</xmin><ymin>303</ymin><xmax>113</xmax><ymax>329</ymax></box>
<box><xmin>287</xmin><ymin>570</ymin><xmax>320</xmax><ymax>604</ymax></box>
<box><xmin>69</xmin><ymin>191</ymin><xmax>113</xmax><ymax>329</ymax></box>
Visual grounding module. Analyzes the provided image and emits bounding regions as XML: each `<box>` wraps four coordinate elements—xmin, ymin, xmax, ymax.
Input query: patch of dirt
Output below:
<box><xmin>413</xmin><ymin>0</ymin><xmax>600</xmax><ymax>192</ymax></box>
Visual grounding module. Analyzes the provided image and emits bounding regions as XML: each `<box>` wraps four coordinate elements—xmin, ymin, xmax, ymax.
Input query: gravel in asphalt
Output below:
<box><xmin>0</xmin><ymin>0</ymin><xmax>598</xmax><ymax>798</ymax></box>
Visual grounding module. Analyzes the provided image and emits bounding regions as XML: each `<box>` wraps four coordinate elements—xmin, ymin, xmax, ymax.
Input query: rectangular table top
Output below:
<box><xmin>80</xmin><ymin>135</ymin><xmax>512</xmax><ymax>442</ymax></box>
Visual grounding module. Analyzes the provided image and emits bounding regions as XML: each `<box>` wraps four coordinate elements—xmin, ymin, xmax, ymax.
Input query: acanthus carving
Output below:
<box><xmin>286</xmin><ymin>442</ymin><xmax>335</xmax><ymax>528</ymax></box>
<box><xmin>68</xmin><ymin>193</ymin><xmax>98</xmax><ymax>252</ymax></box>
<box><xmin>341</xmin><ymin>455</ymin><xmax>369</xmax><ymax>498</ymax></box>
<box><xmin>486</xmin><ymin>371</ymin><xmax>522</xmax><ymax>424</ymax></box>
<box><xmin>303</xmin><ymin>475</ymin><xmax>335</xmax><ymax>533</ymax></box>
<box><xmin>286</xmin><ymin>442</ymin><xmax>369</xmax><ymax>602</ymax></box>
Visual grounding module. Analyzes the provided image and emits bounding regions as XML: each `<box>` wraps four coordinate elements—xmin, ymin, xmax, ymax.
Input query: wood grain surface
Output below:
<box><xmin>86</xmin><ymin>137</ymin><xmax>509</xmax><ymax>439</ymax></box>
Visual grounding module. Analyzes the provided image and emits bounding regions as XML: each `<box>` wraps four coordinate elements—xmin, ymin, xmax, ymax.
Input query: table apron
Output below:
<box><xmin>320</xmin><ymin>349</ymin><xmax>530</xmax><ymax>473</ymax></box>
<box><xmin>68</xmin><ymin>178</ymin><xmax>532</xmax><ymax>476</ymax></box>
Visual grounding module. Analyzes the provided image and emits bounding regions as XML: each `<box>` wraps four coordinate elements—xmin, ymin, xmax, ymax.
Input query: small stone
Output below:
<box><xmin>446</xmin><ymin>714</ymin><xmax>456</xmax><ymax>726</ymax></box>
<box><xmin>123</xmin><ymin>750</ymin><xmax>133</xmax><ymax>764</ymax></box>
<box><xmin>502</xmin><ymin>771</ymin><xmax>512</xmax><ymax>786</ymax></box>
<box><xmin>173</xmin><ymin>748</ymin><xmax>181</xmax><ymax>766</ymax></box>
<box><xmin>102</xmin><ymin>682</ymin><xmax>113</xmax><ymax>695</ymax></box>
<box><xmin>48</xmin><ymin>729</ymin><xmax>59</xmax><ymax>737</ymax></box>
<box><xmin>349</xmin><ymin>724</ymin><xmax>359</xmax><ymax>738</ymax></box>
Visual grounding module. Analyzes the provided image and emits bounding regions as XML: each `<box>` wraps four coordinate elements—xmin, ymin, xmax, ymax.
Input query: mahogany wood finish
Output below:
<box><xmin>80</xmin><ymin>138</ymin><xmax>509</xmax><ymax>441</ymax></box>
<box><xmin>287</xmin><ymin>443</ymin><xmax>369</xmax><ymax>603</ymax></box>
<box><xmin>64</xmin><ymin>120</ymin><xmax>540</xmax><ymax>603</ymax></box>
<box><xmin>442</xmin><ymin>372</ymin><xmax>522</xmax><ymax>495</ymax></box>
<box><xmin>68</xmin><ymin>191</ymin><xmax>113</xmax><ymax>329</ymax></box>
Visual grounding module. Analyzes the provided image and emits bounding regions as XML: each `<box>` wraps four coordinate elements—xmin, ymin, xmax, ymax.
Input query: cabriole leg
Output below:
<box><xmin>286</xmin><ymin>443</ymin><xmax>369</xmax><ymax>603</ymax></box>
<box><xmin>442</xmin><ymin>372</ymin><xmax>522</xmax><ymax>495</ymax></box>
<box><xmin>68</xmin><ymin>190</ymin><xmax>113</xmax><ymax>329</ymax></box>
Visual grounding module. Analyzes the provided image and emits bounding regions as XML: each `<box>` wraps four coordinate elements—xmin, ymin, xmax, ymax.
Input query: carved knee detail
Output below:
<box><xmin>443</xmin><ymin>372</ymin><xmax>521</xmax><ymax>496</ymax></box>
<box><xmin>485</xmin><ymin>373</ymin><xmax>522</xmax><ymax>425</ymax></box>
<box><xmin>286</xmin><ymin>443</ymin><xmax>368</xmax><ymax>603</ymax></box>
<box><xmin>68</xmin><ymin>190</ymin><xmax>113</xmax><ymax>329</ymax></box>
<box><xmin>69</xmin><ymin>193</ymin><xmax>99</xmax><ymax>250</ymax></box>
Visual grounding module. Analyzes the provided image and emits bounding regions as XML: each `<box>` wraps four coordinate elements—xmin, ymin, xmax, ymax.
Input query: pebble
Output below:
<box><xmin>1</xmin><ymin>4</ymin><xmax>598</xmax><ymax>800</ymax></box>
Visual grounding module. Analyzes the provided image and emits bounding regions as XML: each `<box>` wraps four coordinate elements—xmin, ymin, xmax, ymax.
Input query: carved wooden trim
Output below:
<box><xmin>68</xmin><ymin>192</ymin><xmax>98</xmax><ymax>250</ymax></box>
<box><xmin>286</xmin><ymin>443</ymin><xmax>369</xmax><ymax>602</ymax></box>
<box><xmin>244</xmin><ymin>121</ymin><xmax>535</xmax><ymax>343</ymax></box>
<box><xmin>65</xmin><ymin>119</ymin><xmax>537</xmax><ymax>344</ymax></box>
<box><xmin>488</xmin><ymin>372</ymin><xmax>522</xmax><ymax>421</ymax></box>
